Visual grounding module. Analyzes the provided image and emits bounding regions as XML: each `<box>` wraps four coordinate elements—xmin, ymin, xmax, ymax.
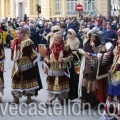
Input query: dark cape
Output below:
<box><xmin>34</xmin><ymin>62</ymin><xmax>43</xmax><ymax>96</ymax></box>
<box><xmin>68</xmin><ymin>53</ymin><xmax>81</xmax><ymax>100</ymax></box>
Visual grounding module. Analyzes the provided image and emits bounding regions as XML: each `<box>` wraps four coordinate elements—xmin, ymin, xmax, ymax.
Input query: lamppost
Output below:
<box><xmin>36</xmin><ymin>4</ymin><xmax>41</xmax><ymax>19</ymax></box>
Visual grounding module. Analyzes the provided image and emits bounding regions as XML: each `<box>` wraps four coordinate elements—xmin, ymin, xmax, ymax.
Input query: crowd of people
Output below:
<box><xmin>0</xmin><ymin>14</ymin><xmax>120</xmax><ymax>120</ymax></box>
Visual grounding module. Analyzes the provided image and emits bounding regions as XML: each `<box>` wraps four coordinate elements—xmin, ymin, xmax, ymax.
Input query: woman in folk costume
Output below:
<box><xmin>66</xmin><ymin>29</ymin><xmax>80</xmax><ymax>50</ymax></box>
<box><xmin>101</xmin><ymin>37</ymin><xmax>120</xmax><ymax>120</ymax></box>
<box><xmin>79</xmin><ymin>28</ymin><xmax>90</xmax><ymax>48</ymax></box>
<box><xmin>0</xmin><ymin>39</ymin><xmax>5</xmax><ymax>102</ymax></box>
<box><xmin>10</xmin><ymin>27</ymin><xmax>42</xmax><ymax>104</ymax></box>
<box><xmin>44</xmin><ymin>31</ymin><xmax>73</xmax><ymax>106</ymax></box>
<box><xmin>39</xmin><ymin>25</ymin><xmax>60</xmax><ymax>61</ymax></box>
<box><xmin>66</xmin><ymin>29</ymin><xmax>80</xmax><ymax>100</ymax></box>
<box><xmin>78</xmin><ymin>32</ymin><xmax>108</xmax><ymax>109</ymax></box>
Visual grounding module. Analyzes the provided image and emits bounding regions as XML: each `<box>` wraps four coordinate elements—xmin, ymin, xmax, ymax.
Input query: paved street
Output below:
<box><xmin>0</xmin><ymin>48</ymin><xmax>102</xmax><ymax>120</ymax></box>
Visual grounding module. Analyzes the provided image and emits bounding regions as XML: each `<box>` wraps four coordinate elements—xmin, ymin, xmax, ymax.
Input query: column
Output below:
<box><xmin>41</xmin><ymin>0</ymin><xmax>51</xmax><ymax>19</ymax></box>
<box><xmin>61</xmin><ymin>0</ymin><xmax>66</xmax><ymax>17</ymax></box>
<box><xmin>95</xmin><ymin>0</ymin><xmax>100</xmax><ymax>16</ymax></box>
<box><xmin>1</xmin><ymin>0</ymin><xmax>5</xmax><ymax>18</ymax></box>
<box><xmin>101</xmin><ymin>0</ymin><xmax>107</xmax><ymax>16</ymax></box>
<box><xmin>8</xmin><ymin>0</ymin><xmax>10</xmax><ymax>15</ymax></box>
<box><xmin>34</xmin><ymin>0</ymin><xmax>37</xmax><ymax>16</ymax></box>
<box><xmin>0</xmin><ymin>0</ymin><xmax>2</xmax><ymax>18</ymax></box>
<box><xmin>5</xmin><ymin>0</ymin><xmax>7</xmax><ymax>16</ymax></box>
<box><xmin>99</xmin><ymin>0</ymin><xmax>101</xmax><ymax>15</ymax></box>
<box><xmin>24</xmin><ymin>0</ymin><xmax>30</xmax><ymax>18</ymax></box>
<box><xmin>51</xmin><ymin>0</ymin><xmax>55</xmax><ymax>17</ymax></box>
<box><xmin>97</xmin><ymin>0</ymin><xmax>100</xmax><ymax>16</ymax></box>
<box><xmin>34</xmin><ymin>0</ymin><xmax>39</xmax><ymax>18</ymax></box>
<box><xmin>116</xmin><ymin>0</ymin><xmax>119</xmax><ymax>16</ymax></box>
<box><xmin>10</xmin><ymin>0</ymin><xmax>14</xmax><ymax>18</ymax></box>
<box><xmin>80</xmin><ymin>0</ymin><xmax>84</xmax><ymax>5</ymax></box>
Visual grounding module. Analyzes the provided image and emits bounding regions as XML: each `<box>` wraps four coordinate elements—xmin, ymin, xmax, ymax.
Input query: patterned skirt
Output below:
<box><xmin>47</xmin><ymin>75</ymin><xmax>69</xmax><ymax>94</ymax></box>
<box><xmin>11</xmin><ymin>61</ymin><xmax>42</xmax><ymax>96</ymax></box>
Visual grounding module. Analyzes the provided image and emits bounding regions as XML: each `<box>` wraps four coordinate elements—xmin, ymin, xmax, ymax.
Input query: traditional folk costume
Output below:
<box><xmin>67</xmin><ymin>29</ymin><xmax>80</xmax><ymax>50</ymax></box>
<box><xmin>66</xmin><ymin>29</ymin><xmax>80</xmax><ymax>100</ymax></box>
<box><xmin>44</xmin><ymin>40</ymin><xmax>73</xmax><ymax>104</ymax></box>
<box><xmin>80</xmin><ymin>28</ymin><xmax>90</xmax><ymax>48</ymax></box>
<box><xmin>39</xmin><ymin>26</ymin><xmax>60</xmax><ymax>61</ymax></box>
<box><xmin>78</xmin><ymin>37</ymin><xmax>110</xmax><ymax>109</ymax></box>
<box><xmin>11</xmin><ymin>37</ymin><xmax>42</xmax><ymax>104</ymax></box>
<box><xmin>101</xmin><ymin>44</ymin><xmax>120</xmax><ymax>120</ymax></box>
<box><xmin>0</xmin><ymin>39</ymin><xmax>5</xmax><ymax>102</ymax></box>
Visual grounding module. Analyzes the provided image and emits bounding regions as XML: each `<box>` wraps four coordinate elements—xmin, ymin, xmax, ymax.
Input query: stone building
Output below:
<box><xmin>0</xmin><ymin>0</ymin><xmax>119</xmax><ymax>20</ymax></box>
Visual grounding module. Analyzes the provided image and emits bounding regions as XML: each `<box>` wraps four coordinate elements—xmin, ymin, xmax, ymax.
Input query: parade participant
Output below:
<box><xmin>0</xmin><ymin>39</ymin><xmax>5</xmax><ymax>102</ymax></box>
<box><xmin>44</xmin><ymin>31</ymin><xmax>73</xmax><ymax>106</ymax></box>
<box><xmin>78</xmin><ymin>32</ymin><xmax>107</xmax><ymax>109</ymax></box>
<box><xmin>10</xmin><ymin>27</ymin><xmax>42</xmax><ymax>104</ymax></box>
<box><xmin>66</xmin><ymin>29</ymin><xmax>80</xmax><ymax>50</ymax></box>
<box><xmin>66</xmin><ymin>29</ymin><xmax>80</xmax><ymax>100</ymax></box>
<box><xmin>80</xmin><ymin>28</ymin><xmax>90</xmax><ymax>48</ymax></box>
<box><xmin>101</xmin><ymin>36</ymin><xmax>120</xmax><ymax>120</ymax></box>
<box><xmin>38</xmin><ymin>25</ymin><xmax>60</xmax><ymax>61</ymax></box>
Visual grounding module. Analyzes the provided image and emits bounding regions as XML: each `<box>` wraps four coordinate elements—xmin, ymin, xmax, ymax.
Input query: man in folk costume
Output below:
<box><xmin>10</xmin><ymin>27</ymin><xmax>42</xmax><ymax>104</ymax></box>
<box><xmin>0</xmin><ymin>39</ymin><xmax>5</xmax><ymax>102</ymax></box>
<box><xmin>44</xmin><ymin>31</ymin><xmax>73</xmax><ymax>106</ymax></box>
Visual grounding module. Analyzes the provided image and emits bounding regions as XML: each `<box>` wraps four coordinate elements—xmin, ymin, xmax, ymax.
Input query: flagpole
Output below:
<box><xmin>88</xmin><ymin>0</ymin><xmax>102</xmax><ymax>16</ymax></box>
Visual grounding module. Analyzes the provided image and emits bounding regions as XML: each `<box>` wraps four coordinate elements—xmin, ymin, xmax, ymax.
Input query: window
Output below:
<box><xmin>8</xmin><ymin>0</ymin><xmax>10</xmax><ymax>15</ymax></box>
<box><xmin>55</xmin><ymin>0</ymin><xmax>61</xmax><ymax>15</ymax></box>
<box><xmin>66</xmin><ymin>0</ymin><xmax>78</xmax><ymax>15</ymax></box>
<box><xmin>84</xmin><ymin>0</ymin><xmax>95</xmax><ymax>15</ymax></box>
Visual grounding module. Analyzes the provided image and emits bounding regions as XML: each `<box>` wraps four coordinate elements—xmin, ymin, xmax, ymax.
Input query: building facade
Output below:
<box><xmin>111</xmin><ymin>0</ymin><xmax>120</xmax><ymax>16</ymax></box>
<box><xmin>0</xmin><ymin>0</ymin><xmax>15</xmax><ymax>18</ymax></box>
<box><xmin>0</xmin><ymin>0</ymin><xmax>119</xmax><ymax>20</ymax></box>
